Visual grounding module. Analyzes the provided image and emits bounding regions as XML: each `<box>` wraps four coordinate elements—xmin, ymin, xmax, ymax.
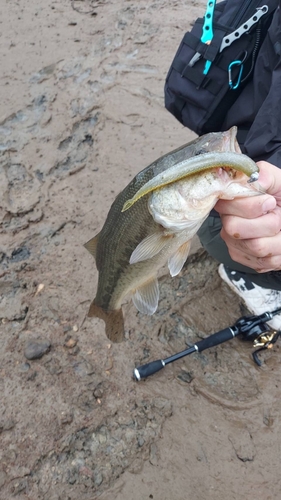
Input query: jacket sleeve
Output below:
<box><xmin>224</xmin><ymin>5</ymin><xmax>281</xmax><ymax>168</ymax></box>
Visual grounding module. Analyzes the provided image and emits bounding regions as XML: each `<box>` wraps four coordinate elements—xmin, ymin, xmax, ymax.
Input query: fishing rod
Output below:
<box><xmin>133</xmin><ymin>307</ymin><xmax>281</xmax><ymax>381</ymax></box>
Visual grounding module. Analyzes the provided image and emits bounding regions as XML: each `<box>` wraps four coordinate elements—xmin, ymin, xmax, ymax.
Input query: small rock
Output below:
<box><xmin>64</xmin><ymin>337</ymin><xmax>77</xmax><ymax>348</ymax></box>
<box><xmin>137</xmin><ymin>436</ymin><xmax>145</xmax><ymax>447</ymax></box>
<box><xmin>177</xmin><ymin>371</ymin><xmax>194</xmax><ymax>384</ymax></box>
<box><xmin>19</xmin><ymin>362</ymin><xmax>30</xmax><ymax>372</ymax></box>
<box><xmin>34</xmin><ymin>283</ymin><xmax>44</xmax><ymax>296</ymax></box>
<box><xmin>24</xmin><ymin>340</ymin><xmax>51</xmax><ymax>360</ymax></box>
<box><xmin>93</xmin><ymin>386</ymin><xmax>103</xmax><ymax>399</ymax></box>
<box><xmin>98</xmin><ymin>433</ymin><xmax>107</xmax><ymax>444</ymax></box>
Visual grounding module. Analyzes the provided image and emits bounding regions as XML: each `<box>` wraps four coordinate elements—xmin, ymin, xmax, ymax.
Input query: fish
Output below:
<box><xmin>84</xmin><ymin>126</ymin><xmax>262</xmax><ymax>342</ymax></box>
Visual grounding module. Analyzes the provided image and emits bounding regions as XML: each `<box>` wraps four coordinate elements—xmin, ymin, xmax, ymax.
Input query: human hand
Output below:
<box><xmin>215</xmin><ymin>160</ymin><xmax>281</xmax><ymax>272</ymax></box>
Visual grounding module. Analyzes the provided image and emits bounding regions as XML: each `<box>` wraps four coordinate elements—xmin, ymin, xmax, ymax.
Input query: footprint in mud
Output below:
<box><xmin>1</xmin><ymin>163</ymin><xmax>41</xmax><ymax>217</ymax></box>
<box><xmin>0</xmin><ymin>161</ymin><xmax>43</xmax><ymax>232</ymax></box>
<box><xmin>0</xmin><ymin>95</ymin><xmax>49</xmax><ymax>153</ymax></box>
<box><xmin>49</xmin><ymin>115</ymin><xmax>98</xmax><ymax>177</ymax></box>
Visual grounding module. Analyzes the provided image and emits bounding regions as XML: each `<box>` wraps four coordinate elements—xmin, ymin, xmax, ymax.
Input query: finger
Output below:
<box><xmin>220</xmin><ymin>229</ymin><xmax>281</xmax><ymax>270</ymax></box>
<box><xmin>221</xmin><ymin>227</ymin><xmax>279</xmax><ymax>257</ymax></box>
<box><xmin>227</xmin><ymin>247</ymin><xmax>281</xmax><ymax>273</ymax></box>
<box><xmin>220</xmin><ymin>236</ymin><xmax>281</xmax><ymax>272</ymax></box>
<box><xmin>257</xmin><ymin>161</ymin><xmax>281</xmax><ymax>202</ymax></box>
<box><xmin>220</xmin><ymin>207</ymin><xmax>281</xmax><ymax>239</ymax></box>
<box><xmin>215</xmin><ymin>194</ymin><xmax>276</xmax><ymax>218</ymax></box>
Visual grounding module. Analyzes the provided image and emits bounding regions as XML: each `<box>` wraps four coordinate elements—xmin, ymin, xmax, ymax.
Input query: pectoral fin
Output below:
<box><xmin>132</xmin><ymin>277</ymin><xmax>159</xmax><ymax>315</ymax></box>
<box><xmin>130</xmin><ymin>233</ymin><xmax>173</xmax><ymax>264</ymax></box>
<box><xmin>168</xmin><ymin>240</ymin><xmax>191</xmax><ymax>277</ymax></box>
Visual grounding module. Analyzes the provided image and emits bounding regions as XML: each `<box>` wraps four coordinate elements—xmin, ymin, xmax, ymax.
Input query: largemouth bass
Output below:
<box><xmin>85</xmin><ymin>127</ymin><xmax>261</xmax><ymax>342</ymax></box>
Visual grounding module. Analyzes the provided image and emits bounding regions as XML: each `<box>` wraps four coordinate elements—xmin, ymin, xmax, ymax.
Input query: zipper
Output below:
<box><xmin>231</xmin><ymin>0</ymin><xmax>262</xmax><ymax>28</ymax></box>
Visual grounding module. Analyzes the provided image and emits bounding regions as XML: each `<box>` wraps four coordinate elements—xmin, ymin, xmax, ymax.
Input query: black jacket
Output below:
<box><xmin>224</xmin><ymin>3</ymin><xmax>281</xmax><ymax>167</ymax></box>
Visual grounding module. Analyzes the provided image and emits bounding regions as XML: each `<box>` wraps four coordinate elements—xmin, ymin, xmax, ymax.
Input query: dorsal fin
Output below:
<box><xmin>84</xmin><ymin>234</ymin><xmax>99</xmax><ymax>259</ymax></box>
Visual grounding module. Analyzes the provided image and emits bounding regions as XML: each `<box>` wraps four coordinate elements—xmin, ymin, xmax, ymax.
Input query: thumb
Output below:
<box><xmin>257</xmin><ymin>160</ymin><xmax>281</xmax><ymax>203</ymax></box>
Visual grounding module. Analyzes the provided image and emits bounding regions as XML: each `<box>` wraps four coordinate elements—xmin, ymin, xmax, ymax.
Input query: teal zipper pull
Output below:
<box><xmin>201</xmin><ymin>0</ymin><xmax>216</xmax><ymax>75</ymax></box>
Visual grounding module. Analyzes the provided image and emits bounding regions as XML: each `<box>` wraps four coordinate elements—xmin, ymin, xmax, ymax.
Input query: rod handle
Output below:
<box><xmin>134</xmin><ymin>359</ymin><xmax>165</xmax><ymax>381</ymax></box>
<box><xmin>196</xmin><ymin>327</ymin><xmax>237</xmax><ymax>352</ymax></box>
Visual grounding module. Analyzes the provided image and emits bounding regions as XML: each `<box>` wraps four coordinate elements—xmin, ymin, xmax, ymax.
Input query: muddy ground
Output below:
<box><xmin>1</xmin><ymin>0</ymin><xmax>281</xmax><ymax>499</ymax></box>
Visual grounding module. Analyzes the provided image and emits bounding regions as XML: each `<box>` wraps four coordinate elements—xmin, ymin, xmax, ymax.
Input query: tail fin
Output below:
<box><xmin>88</xmin><ymin>300</ymin><xmax>124</xmax><ymax>343</ymax></box>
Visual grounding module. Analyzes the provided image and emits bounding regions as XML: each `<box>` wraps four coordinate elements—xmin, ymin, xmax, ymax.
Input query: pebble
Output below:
<box><xmin>64</xmin><ymin>337</ymin><xmax>77</xmax><ymax>348</ymax></box>
<box><xmin>24</xmin><ymin>340</ymin><xmax>51</xmax><ymax>360</ymax></box>
<box><xmin>177</xmin><ymin>370</ymin><xmax>194</xmax><ymax>384</ymax></box>
<box><xmin>19</xmin><ymin>362</ymin><xmax>30</xmax><ymax>372</ymax></box>
<box><xmin>138</xmin><ymin>436</ymin><xmax>145</xmax><ymax>447</ymax></box>
<box><xmin>93</xmin><ymin>387</ymin><xmax>103</xmax><ymax>399</ymax></box>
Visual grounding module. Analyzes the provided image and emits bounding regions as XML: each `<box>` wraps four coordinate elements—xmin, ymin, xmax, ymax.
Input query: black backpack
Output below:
<box><xmin>164</xmin><ymin>0</ymin><xmax>278</xmax><ymax>136</ymax></box>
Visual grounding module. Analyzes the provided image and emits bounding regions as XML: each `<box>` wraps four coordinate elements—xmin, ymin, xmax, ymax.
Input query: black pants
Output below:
<box><xmin>197</xmin><ymin>215</ymin><xmax>281</xmax><ymax>291</ymax></box>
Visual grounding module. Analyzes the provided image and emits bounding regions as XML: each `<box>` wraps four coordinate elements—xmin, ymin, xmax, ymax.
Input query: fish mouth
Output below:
<box><xmin>217</xmin><ymin>166</ymin><xmax>264</xmax><ymax>194</ymax></box>
<box><xmin>122</xmin><ymin>151</ymin><xmax>259</xmax><ymax>212</ymax></box>
<box><xmin>218</xmin><ymin>165</ymin><xmax>260</xmax><ymax>185</ymax></box>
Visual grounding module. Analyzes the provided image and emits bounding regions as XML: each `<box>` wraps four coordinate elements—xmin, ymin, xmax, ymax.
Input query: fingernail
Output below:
<box><xmin>262</xmin><ymin>197</ymin><xmax>276</xmax><ymax>214</ymax></box>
